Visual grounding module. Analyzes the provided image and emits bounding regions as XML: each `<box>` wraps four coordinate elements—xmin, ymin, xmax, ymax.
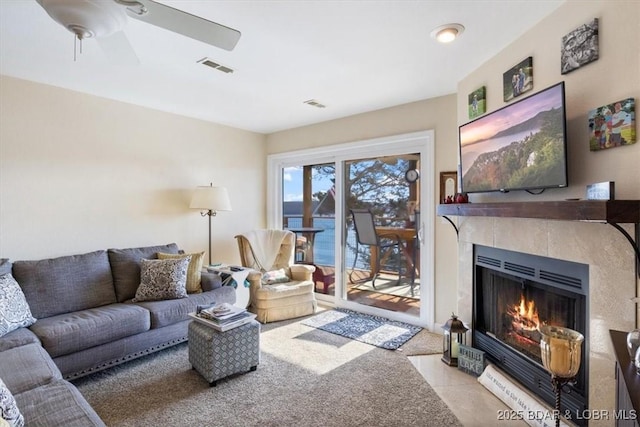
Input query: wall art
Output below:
<box><xmin>468</xmin><ymin>86</ymin><xmax>486</xmax><ymax>119</ymax></box>
<box><xmin>588</xmin><ymin>97</ymin><xmax>636</xmax><ymax>151</ymax></box>
<box><xmin>561</xmin><ymin>18</ymin><xmax>599</xmax><ymax>75</ymax></box>
<box><xmin>502</xmin><ymin>57</ymin><xmax>532</xmax><ymax>102</ymax></box>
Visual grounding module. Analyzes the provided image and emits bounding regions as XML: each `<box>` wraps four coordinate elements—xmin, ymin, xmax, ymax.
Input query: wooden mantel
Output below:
<box><xmin>436</xmin><ymin>200</ymin><xmax>640</xmax><ymax>223</ymax></box>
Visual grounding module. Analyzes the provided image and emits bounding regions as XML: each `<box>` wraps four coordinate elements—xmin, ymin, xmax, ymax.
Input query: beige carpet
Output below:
<box><xmin>398</xmin><ymin>328</ymin><xmax>443</xmax><ymax>356</ymax></box>
<box><xmin>74</xmin><ymin>316</ymin><xmax>458</xmax><ymax>427</ymax></box>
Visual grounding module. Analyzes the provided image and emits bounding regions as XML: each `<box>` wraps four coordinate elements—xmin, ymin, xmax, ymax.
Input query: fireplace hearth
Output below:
<box><xmin>473</xmin><ymin>245</ymin><xmax>589</xmax><ymax>423</ymax></box>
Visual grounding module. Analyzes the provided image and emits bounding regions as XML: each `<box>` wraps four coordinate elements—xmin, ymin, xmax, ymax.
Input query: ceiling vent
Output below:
<box><xmin>303</xmin><ymin>99</ymin><xmax>326</xmax><ymax>108</ymax></box>
<box><xmin>197</xmin><ymin>57</ymin><xmax>234</xmax><ymax>74</ymax></box>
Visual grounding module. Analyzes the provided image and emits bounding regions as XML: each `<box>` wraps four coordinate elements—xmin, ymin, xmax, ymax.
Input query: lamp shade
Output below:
<box><xmin>189</xmin><ymin>186</ymin><xmax>232</xmax><ymax>211</ymax></box>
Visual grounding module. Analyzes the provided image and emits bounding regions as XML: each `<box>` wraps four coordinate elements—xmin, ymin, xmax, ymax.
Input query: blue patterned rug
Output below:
<box><xmin>302</xmin><ymin>308</ymin><xmax>422</xmax><ymax>350</ymax></box>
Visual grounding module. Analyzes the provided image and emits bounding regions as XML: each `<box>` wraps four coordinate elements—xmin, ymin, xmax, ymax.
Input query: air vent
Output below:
<box><xmin>539</xmin><ymin>270</ymin><xmax>583</xmax><ymax>289</ymax></box>
<box><xmin>303</xmin><ymin>99</ymin><xmax>326</xmax><ymax>108</ymax></box>
<box><xmin>477</xmin><ymin>255</ymin><xmax>501</xmax><ymax>268</ymax></box>
<box><xmin>197</xmin><ymin>57</ymin><xmax>234</xmax><ymax>74</ymax></box>
<box><xmin>504</xmin><ymin>262</ymin><xmax>535</xmax><ymax>277</ymax></box>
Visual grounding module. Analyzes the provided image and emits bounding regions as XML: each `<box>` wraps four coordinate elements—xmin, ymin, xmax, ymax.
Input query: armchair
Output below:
<box><xmin>235</xmin><ymin>230</ymin><xmax>317</xmax><ymax>323</ymax></box>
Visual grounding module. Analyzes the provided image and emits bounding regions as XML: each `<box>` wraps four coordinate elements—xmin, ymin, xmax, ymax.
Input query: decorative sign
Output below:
<box><xmin>458</xmin><ymin>344</ymin><xmax>486</xmax><ymax>377</ymax></box>
<box><xmin>586</xmin><ymin>181</ymin><xmax>615</xmax><ymax>200</ymax></box>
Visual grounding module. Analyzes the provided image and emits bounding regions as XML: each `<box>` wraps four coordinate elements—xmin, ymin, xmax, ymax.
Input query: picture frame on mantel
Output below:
<box><xmin>440</xmin><ymin>171</ymin><xmax>457</xmax><ymax>203</ymax></box>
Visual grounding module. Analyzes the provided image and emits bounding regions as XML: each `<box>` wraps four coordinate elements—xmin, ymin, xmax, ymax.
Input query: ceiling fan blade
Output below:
<box><xmin>96</xmin><ymin>30</ymin><xmax>140</xmax><ymax>65</ymax></box>
<box><xmin>123</xmin><ymin>0</ymin><xmax>241</xmax><ymax>51</ymax></box>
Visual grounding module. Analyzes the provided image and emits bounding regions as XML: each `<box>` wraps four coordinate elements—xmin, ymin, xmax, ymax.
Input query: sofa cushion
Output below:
<box><xmin>201</xmin><ymin>272</ymin><xmax>222</xmax><ymax>291</ymax></box>
<box><xmin>0</xmin><ymin>343</ymin><xmax>61</xmax><ymax>395</ymax></box>
<box><xmin>132</xmin><ymin>290</ymin><xmax>221</xmax><ymax>329</ymax></box>
<box><xmin>0</xmin><ymin>328</ymin><xmax>40</xmax><ymax>353</ymax></box>
<box><xmin>14</xmin><ymin>379</ymin><xmax>105</xmax><ymax>427</ymax></box>
<box><xmin>12</xmin><ymin>251</ymin><xmax>116</xmax><ymax>319</ymax></box>
<box><xmin>29</xmin><ymin>304</ymin><xmax>150</xmax><ymax>358</ymax></box>
<box><xmin>132</xmin><ymin>258</ymin><xmax>190</xmax><ymax>302</ymax></box>
<box><xmin>157</xmin><ymin>251</ymin><xmax>204</xmax><ymax>293</ymax></box>
<box><xmin>108</xmin><ymin>243</ymin><xmax>180</xmax><ymax>302</ymax></box>
<box><xmin>0</xmin><ymin>259</ymin><xmax>11</xmax><ymax>276</ymax></box>
<box><xmin>0</xmin><ymin>274</ymin><xmax>36</xmax><ymax>338</ymax></box>
<box><xmin>0</xmin><ymin>377</ymin><xmax>24</xmax><ymax>427</ymax></box>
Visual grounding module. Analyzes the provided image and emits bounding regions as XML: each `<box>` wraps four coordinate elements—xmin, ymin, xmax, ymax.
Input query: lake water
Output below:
<box><xmin>287</xmin><ymin>217</ymin><xmax>358</xmax><ymax>267</ymax></box>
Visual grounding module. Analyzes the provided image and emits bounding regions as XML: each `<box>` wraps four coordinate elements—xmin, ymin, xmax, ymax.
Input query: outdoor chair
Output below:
<box><xmin>349</xmin><ymin>208</ymin><xmax>403</xmax><ymax>288</ymax></box>
<box><xmin>235</xmin><ymin>229</ymin><xmax>317</xmax><ymax>323</ymax></box>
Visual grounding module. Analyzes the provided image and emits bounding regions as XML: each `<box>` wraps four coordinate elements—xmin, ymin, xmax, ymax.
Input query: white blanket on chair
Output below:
<box><xmin>242</xmin><ymin>229</ymin><xmax>290</xmax><ymax>271</ymax></box>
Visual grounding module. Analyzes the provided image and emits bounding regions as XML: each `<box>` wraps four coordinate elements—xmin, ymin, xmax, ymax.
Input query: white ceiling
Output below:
<box><xmin>0</xmin><ymin>0</ymin><xmax>564</xmax><ymax>134</ymax></box>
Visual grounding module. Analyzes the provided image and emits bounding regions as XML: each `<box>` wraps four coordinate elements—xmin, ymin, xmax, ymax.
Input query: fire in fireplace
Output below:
<box><xmin>473</xmin><ymin>245</ymin><xmax>589</xmax><ymax>423</ymax></box>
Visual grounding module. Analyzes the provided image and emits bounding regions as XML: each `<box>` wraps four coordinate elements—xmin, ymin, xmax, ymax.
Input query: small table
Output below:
<box><xmin>206</xmin><ymin>265</ymin><xmax>252</xmax><ymax>309</ymax></box>
<box><xmin>286</xmin><ymin>227</ymin><xmax>325</xmax><ymax>263</ymax></box>
<box><xmin>374</xmin><ymin>226</ymin><xmax>419</xmax><ymax>284</ymax></box>
<box><xmin>188</xmin><ymin>320</ymin><xmax>260</xmax><ymax>387</ymax></box>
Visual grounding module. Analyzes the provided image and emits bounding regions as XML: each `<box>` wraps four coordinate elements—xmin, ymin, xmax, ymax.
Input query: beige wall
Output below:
<box><xmin>0</xmin><ymin>76</ymin><xmax>266</xmax><ymax>263</ymax></box>
<box><xmin>266</xmin><ymin>94</ymin><xmax>460</xmax><ymax>326</ymax></box>
<box><xmin>458</xmin><ymin>0</ymin><xmax>640</xmax><ymax>202</ymax></box>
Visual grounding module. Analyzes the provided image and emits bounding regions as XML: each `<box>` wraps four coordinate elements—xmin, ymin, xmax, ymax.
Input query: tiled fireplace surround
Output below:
<box><xmin>455</xmin><ymin>216</ymin><xmax>638</xmax><ymax>421</ymax></box>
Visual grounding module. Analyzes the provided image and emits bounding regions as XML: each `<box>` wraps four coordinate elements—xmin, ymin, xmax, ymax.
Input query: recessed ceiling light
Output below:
<box><xmin>430</xmin><ymin>23</ymin><xmax>465</xmax><ymax>43</ymax></box>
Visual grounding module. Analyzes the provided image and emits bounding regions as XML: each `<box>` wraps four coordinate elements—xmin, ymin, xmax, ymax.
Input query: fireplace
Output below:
<box><xmin>473</xmin><ymin>245</ymin><xmax>589</xmax><ymax>422</ymax></box>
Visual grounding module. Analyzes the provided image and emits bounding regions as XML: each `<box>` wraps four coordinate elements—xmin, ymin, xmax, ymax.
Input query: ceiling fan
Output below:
<box><xmin>36</xmin><ymin>0</ymin><xmax>241</xmax><ymax>59</ymax></box>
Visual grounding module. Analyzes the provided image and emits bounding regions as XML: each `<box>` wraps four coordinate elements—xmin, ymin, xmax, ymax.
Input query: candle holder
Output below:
<box><xmin>539</xmin><ymin>325</ymin><xmax>584</xmax><ymax>427</ymax></box>
<box><xmin>441</xmin><ymin>313</ymin><xmax>468</xmax><ymax>366</ymax></box>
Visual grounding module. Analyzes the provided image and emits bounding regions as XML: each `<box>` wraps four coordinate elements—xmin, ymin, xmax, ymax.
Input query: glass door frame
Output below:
<box><xmin>267</xmin><ymin>130</ymin><xmax>435</xmax><ymax>329</ymax></box>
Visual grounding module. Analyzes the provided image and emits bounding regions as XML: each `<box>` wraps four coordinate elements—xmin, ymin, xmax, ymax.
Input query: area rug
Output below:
<box><xmin>301</xmin><ymin>308</ymin><xmax>422</xmax><ymax>350</ymax></box>
<box><xmin>74</xmin><ymin>316</ymin><xmax>462</xmax><ymax>427</ymax></box>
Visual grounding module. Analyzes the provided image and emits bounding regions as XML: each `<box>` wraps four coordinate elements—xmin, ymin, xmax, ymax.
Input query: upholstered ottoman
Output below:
<box><xmin>188</xmin><ymin>320</ymin><xmax>260</xmax><ymax>386</ymax></box>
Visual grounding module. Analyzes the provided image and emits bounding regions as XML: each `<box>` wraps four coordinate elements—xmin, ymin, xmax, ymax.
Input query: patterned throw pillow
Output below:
<box><xmin>132</xmin><ymin>257</ymin><xmax>191</xmax><ymax>302</ymax></box>
<box><xmin>0</xmin><ymin>274</ymin><xmax>36</xmax><ymax>338</ymax></box>
<box><xmin>0</xmin><ymin>378</ymin><xmax>24</xmax><ymax>427</ymax></box>
<box><xmin>261</xmin><ymin>268</ymin><xmax>290</xmax><ymax>285</ymax></box>
<box><xmin>157</xmin><ymin>251</ymin><xmax>204</xmax><ymax>293</ymax></box>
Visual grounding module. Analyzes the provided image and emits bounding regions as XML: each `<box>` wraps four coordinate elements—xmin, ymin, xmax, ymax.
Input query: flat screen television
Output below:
<box><xmin>459</xmin><ymin>82</ymin><xmax>568</xmax><ymax>194</ymax></box>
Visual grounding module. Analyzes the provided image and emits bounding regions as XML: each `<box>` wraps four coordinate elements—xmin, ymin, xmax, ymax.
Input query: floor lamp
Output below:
<box><xmin>189</xmin><ymin>183</ymin><xmax>232</xmax><ymax>266</ymax></box>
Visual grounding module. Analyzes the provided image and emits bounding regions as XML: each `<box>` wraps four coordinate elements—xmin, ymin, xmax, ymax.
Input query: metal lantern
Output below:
<box><xmin>442</xmin><ymin>313</ymin><xmax>468</xmax><ymax>366</ymax></box>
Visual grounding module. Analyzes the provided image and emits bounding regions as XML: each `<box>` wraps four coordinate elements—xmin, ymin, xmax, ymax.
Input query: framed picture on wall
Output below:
<box><xmin>468</xmin><ymin>86</ymin><xmax>486</xmax><ymax>119</ymax></box>
<box><xmin>561</xmin><ymin>18</ymin><xmax>599</xmax><ymax>75</ymax></box>
<box><xmin>588</xmin><ymin>98</ymin><xmax>636</xmax><ymax>151</ymax></box>
<box><xmin>502</xmin><ymin>57</ymin><xmax>533</xmax><ymax>102</ymax></box>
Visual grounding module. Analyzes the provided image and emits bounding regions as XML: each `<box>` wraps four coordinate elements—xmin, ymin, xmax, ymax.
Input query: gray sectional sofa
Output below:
<box><xmin>0</xmin><ymin>243</ymin><xmax>235</xmax><ymax>426</ymax></box>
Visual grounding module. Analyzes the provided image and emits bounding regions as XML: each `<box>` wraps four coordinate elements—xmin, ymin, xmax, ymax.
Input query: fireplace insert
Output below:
<box><xmin>473</xmin><ymin>245</ymin><xmax>589</xmax><ymax>423</ymax></box>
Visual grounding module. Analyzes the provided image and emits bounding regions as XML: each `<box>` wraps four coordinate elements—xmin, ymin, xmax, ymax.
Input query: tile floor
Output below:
<box><xmin>408</xmin><ymin>354</ymin><xmax>527</xmax><ymax>426</ymax></box>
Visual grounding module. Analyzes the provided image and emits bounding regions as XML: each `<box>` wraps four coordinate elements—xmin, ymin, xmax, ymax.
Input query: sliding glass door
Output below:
<box><xmin>267</xmin><ymin>131</ymin><xmax>434</xmax><ymax>328</ymax></box>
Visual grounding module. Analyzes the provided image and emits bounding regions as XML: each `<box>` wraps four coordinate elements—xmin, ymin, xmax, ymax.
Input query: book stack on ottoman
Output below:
<box><xmin>188</xmin><ymin>304</ymin><xmax>260</xmax><ymax>386</ymax></box>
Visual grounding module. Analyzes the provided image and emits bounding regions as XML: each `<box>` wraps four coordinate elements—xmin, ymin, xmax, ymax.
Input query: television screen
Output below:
<box><xmin>459</xmin><ymin>82</ymin><xmax>568</xmax><ymax>194</ymax></box>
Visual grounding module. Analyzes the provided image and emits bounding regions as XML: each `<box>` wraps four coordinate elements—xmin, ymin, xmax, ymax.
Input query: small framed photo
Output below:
<box><xmin>561</xmin><ymin>18</ymin><xmax>599</xmax><ymax>75</ymax></box>
<box><xmin>468</xmin><ymin>86</ymin><xmax>486</xmax><ymax>119</ymax></box>
<box><xmin>503</xmin><ymin>57</ymin><xmax>533</xmax><ymax>102</ymax></box>
<box><xmin>588</xmin><ymin>98</ymin><xmax>636</xmax><ymax>151</ymax></box>
<box><xmin>439</xmin><ymin>171</ymin><xmax>457</xmax><ymax>203</ymax></box>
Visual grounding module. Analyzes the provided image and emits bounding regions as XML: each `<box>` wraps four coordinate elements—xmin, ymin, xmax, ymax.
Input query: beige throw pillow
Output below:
<box><xmin>157</xmin><ymin>251</ymin><xmax>204</xmax><ymax>293</ymax></box>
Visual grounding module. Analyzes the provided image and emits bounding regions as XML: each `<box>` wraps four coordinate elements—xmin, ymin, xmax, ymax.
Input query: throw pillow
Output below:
<box><xmin>0</xmin><ymin>378</ymin><xmax>24</xmax><ymax>427</ymax></box>
<box><xmin>0</xmin><ymin>274</ymin><xmax>36</xmax><ymax>338</ymax></box>
<box><xmin>132</xmin><ymin>257</ymin><xmax>190</xmax><ymax>302</ymax></box>
<box><xmin>261</xmin><ymin>268</ymin><xmax>290</xmax><ymax>285</ymax></box>
<box><xmin>157</xmin><ymin>251</ymin><xmax>204</xmax><ymax>293</ymax></box>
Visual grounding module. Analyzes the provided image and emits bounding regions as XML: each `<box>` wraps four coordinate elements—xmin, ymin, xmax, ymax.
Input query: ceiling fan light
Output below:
<box><xmin>37</xmin><ymin>0</ymin><xmax>127</xmax><ymax>39</ymax></box>
<box><xmin>430</xmin><ymin>23</ymin><xmax>465</xmax><ymax>44</ymax></box>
